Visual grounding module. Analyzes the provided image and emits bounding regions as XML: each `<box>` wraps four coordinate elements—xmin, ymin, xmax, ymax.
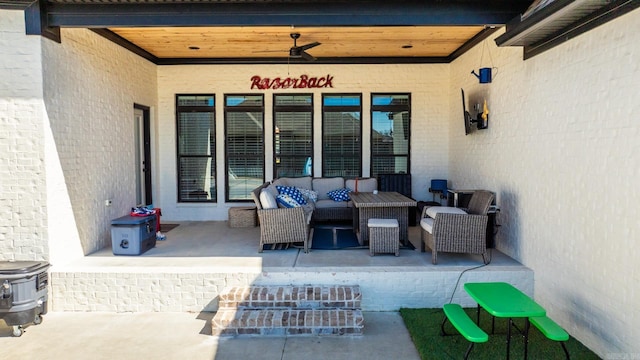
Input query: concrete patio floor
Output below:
<box><xmin>72</xmin><ymin>220</ymin><xmax>519</xmax><ymax>270</ymax></box>
<box><xmin>0</xmin><ymin>311</ymin><xmax>421</xmax><ymax>360</ymax></box>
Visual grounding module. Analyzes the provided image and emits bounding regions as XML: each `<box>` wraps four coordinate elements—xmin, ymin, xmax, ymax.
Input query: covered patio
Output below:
<box><xmin>1</xmin><ymin>1</ymin><xmax>639</xmax><ymax>357</ymax></box>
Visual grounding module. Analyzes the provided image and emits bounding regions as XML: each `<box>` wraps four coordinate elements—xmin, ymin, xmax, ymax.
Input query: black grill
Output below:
<box><xmin>36</xmin><ymin>272</ymin><xmax>48</xmax><ymax>291</ymax></box>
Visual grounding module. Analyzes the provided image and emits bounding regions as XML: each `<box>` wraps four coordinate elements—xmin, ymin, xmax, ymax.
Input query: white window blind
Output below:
<box><xmin>322</xmin><ymin>94</ymin><xmax>361</xmax><ymax>178</ymax></box>
<box><xmin>274</xmin><ymin>94</ymin><xmax>313</xmax><ymax>178</ymax></box>
<box><xmin>225</xmin><ymin>95</ymin><xmax>264</xmax><ymax>201</ymax></box>
<box><xmin>176</xmin><ymin>95</ymin><xmax>215</xmax><ymax>202</ymax></box>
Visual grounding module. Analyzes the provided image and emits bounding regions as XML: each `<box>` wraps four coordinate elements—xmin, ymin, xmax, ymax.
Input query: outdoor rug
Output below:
<box><xmin>160</xmin><ymin>223</ymin><xmax>179</xmax><ymax>233</ymax></box>
<box><xmin>311</xmin><ymin>227</ymin><xmax>362</xmax><ymax>250</ymax></box>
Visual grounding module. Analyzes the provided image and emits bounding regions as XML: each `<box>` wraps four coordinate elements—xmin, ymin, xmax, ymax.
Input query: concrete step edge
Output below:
<box><xmin>218</xmin><ymin>285</ymin><xmax>362</xmax><ymax>304</ymax></box>
<box><xmin>212</xmin><ymin>308</ymin><xmax>364</xmax><ymax>336</ymax></box>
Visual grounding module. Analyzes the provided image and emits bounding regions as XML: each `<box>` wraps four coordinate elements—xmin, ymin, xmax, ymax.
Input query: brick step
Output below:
<box><xmin>218</xmin><ymin>285</ymin><xmax>361</xmax><ymax>310</ymax></box>
<box><xmin>212</xmin><ymin>308</ymin><xmax>365</xmax><ymax>336</ymax></box>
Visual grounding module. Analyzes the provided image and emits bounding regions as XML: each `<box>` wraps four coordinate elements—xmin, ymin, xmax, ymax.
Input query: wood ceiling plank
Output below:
<box><xmin>109</xmin><ymin>25</ymin><xmax>485</xmax><ymax>59</ymax></box>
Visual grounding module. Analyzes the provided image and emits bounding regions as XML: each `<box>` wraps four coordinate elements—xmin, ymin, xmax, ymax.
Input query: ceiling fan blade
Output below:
<box><xmin>299</xmin><ymin>42</ymin><xmax>321</xmax><ymax>51</ymax></box>
<box><xmin>252</xmin><ymin>49</ymin><xmax>288</xmax><ymax>54</ymax></box>
<box><xmin>300</xmin><ymin>51</ymin><xmax>316</xmax><ymax>61</ymax></box>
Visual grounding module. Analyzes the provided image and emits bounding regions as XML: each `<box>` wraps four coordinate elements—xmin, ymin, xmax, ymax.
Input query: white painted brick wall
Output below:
<box><xmin>50</xmin><ymin>267</ymin><xmax>533</xmax><ymax>312</ymax></box>
<box><xmin>450</xmin><ymin>10</ymin><xmax>640</xmax><ymax>358</ymax></box>
<box><xmin>0</xmin><ymin>10</ymin><xmax>48</xmax><ymax>261</ymax></box>
<box><xmin>41</xmin><ymin>28</ymin><xmax>157</xmax><ymax>260</ymax></box>
<box><xmin>1</xmin><ymin>9</ymin><xmax>158</xmax><ymax>261</ymax></box>
<box><xmin>156</xmin><ymin>64</ymin><xmax>451</xmax><ymax>221</ymax></box>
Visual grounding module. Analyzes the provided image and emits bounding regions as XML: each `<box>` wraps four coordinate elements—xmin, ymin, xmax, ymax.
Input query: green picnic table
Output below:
<box><xmin>464</xmin><ymin>282</ymin><xmax>546</xmax><ymax>360</ymax></box>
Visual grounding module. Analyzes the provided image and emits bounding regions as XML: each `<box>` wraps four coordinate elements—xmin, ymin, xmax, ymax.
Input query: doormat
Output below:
<box><xmin>160</xmin><ymin>224</ymin><xmax>179</xmax><ymax>233</ymax></box>
<box><xmin>311</xmin><ymin>228</ymin><xmax>363</xmax><ymax>250</ymax></box>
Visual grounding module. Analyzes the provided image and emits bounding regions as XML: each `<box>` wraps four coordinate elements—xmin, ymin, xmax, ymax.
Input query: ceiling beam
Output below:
<box><xmin>46</xmin><ymin>1</ymin><xmax>531</xmax><ymax>28</ymax></box>
<box><xmin>448</xmin><ymin>26</ymin><xmax>500</xmax><ymax>61</ymax></box>
<box><xmin>91</xmin><ymin>29</ymin><xmax>157</xmax><ymax>63</ymax></box>
<box><xmin>25</xmin><ymin>0</ymin><xmax>61</xmax><ymax>43</ymax></box>
<box><xmin>0</xmin><ymin>0</ymin><xmax>36</xmax><ymax>10</ymax></box>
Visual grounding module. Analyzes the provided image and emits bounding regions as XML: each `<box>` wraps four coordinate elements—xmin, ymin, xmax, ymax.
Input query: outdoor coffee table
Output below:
<box><xmin>350</xmin><ymin>191</ymin><xmax>416</xmax><ymax>246</ymax></box>
<box><xmin>464</xmin><ymin>282</ymin><xmax>546</xmax><ymax>360</ymax></box>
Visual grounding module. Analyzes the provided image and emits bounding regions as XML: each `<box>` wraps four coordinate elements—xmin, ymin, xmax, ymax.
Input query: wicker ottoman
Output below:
<box><xmin>228</xmin><ymin>206</ymin><xmax>257</xmax><ymax>228</ymax></box>
<box><xmin>368</xmin><ymin>218</ymin><xmax>400</xmax><ymax>256</ymax></box>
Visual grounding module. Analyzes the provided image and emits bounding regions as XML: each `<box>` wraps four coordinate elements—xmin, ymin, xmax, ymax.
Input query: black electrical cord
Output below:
<box><xmin>447</xmin><ymin>248</ymin><xmax>492</xmax><ymax>304</ymax></box>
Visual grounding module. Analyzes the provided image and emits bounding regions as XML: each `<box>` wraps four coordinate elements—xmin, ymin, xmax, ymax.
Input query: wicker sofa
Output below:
<box><xmin>250</xmin><ymin>176</ymin><xmax>377</xmax><ymax>252</ymax></box>
<box><xmin>419</xmin><ymin>190</ymin><xmax>495</xmax><ymax>264</ymax></box>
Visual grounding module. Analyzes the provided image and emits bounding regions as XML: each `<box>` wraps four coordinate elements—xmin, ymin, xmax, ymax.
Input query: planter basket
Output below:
<box><xmin>229</xmin><ymin>207</ymin><xmax>258</xmax><ymax>228</ymax></box>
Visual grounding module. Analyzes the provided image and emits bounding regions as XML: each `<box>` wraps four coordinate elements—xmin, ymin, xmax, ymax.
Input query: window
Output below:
<box><xmin>273</xmin><ymin>94</ymin><xmax>313</xmax><ymax>178</ymax></box>
<box><xmin>322</xmin><ymin>94</ymin><xmax>362</xmax><ymax>178</ymax></box>
<box><xmin>225</xmin><ymin>94</ymin><xmax>264</xmax><ymax>201</ymax></box>
<box><xmin>371</xmin><ymin>94</ymin><xmax>410</xmax><ymax>177</ymax></box>
<box><xmin>176</xmin><ymin>95</ymin><xmax>216</xmax><ymax>202</ymax></box>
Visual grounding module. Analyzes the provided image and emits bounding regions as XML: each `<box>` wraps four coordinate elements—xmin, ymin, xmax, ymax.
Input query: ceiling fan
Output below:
<box><xmin>256</xmin><ymin>33</ymin><xmax>321</xmax><ymax>61</ymax></box>
<box><xmin>288</xmin><ymin>33</ymin><xmax>321</xmax><ymax>61</ymax></box>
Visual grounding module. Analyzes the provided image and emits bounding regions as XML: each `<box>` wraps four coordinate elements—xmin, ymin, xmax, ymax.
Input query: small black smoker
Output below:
<box><xmin>0</xmin><ymin>261</ymin><xmax>50</xmax><ymax>337</ymax></box>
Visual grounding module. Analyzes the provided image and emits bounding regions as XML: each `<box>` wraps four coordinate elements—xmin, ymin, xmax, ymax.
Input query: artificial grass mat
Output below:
<box><xmin>400</xmin><ymin>307</ymin><xmax>601</xmax><ymax>360</ymax></box>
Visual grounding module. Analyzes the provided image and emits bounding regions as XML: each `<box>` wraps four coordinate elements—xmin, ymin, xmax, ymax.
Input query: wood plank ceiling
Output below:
<box><xmin>27</xmin><ymin>0</ymin><xmax>535</xmax><ymax>63</ymax></box>
<box><xmin>108</xmin><ymin>26</ymin><xmax>487</xmax><ymax>59</ymax></box>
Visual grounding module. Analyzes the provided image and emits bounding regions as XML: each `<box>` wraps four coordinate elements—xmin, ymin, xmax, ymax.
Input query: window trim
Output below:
<box><xmin>321</xmin><ymin>93</ymin><xmax>363</xmax><ymax>178</ymax></box>
<box><xmin>224</xmin><ymin>93</ymin><xmax>265</xmax><ymax>202</ymax></box>
<box><xmin>272</xmin><ymin>93</ymin><xmax>314</xmax><ymax>179</ymax></box>
<box><xmin>370</xmin><ymin>93</ymin><xmax>411</xmax><ymax>177</ymax></box>
<box><xmin>175</xmin><ymin>94</ymin><xmax>216</xmax><ymax>203</ymax></box>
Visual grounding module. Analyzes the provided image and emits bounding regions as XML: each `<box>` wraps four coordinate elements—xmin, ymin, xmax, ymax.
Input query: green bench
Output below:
<box><xmin>441</xmin><ymin>303</ymin><xmax>488</xmax><ymax>359</ymax></box>
<box><xmin>530</xmin><ymin>315</ymin><xmax>570</xmax><ymax>359</ymax></box>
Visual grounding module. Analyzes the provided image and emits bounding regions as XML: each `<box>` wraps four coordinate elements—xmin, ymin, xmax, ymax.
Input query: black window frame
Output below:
<box><xmin>224</xmin><ymin>94</ymin><xmax>265</xmax><ymax>202</ymax></box>
<box><xmin>321</xmin><ymin>93</ymin><xmax>363</xmax><ymax>178</ymax></box>
<box><xmin>272</xmin><ymin>93</ymin><xmax>314</xmax><ymax>179</ymax></box>
<box><xmin>370</xmin><ymin>93</ymin><xmax>411</xmax><ymax>177</ymax></box>
<box><xmin>175</xmin><ymin>94</ymin><xmax>216</xmax><ymax>203</ymax></box>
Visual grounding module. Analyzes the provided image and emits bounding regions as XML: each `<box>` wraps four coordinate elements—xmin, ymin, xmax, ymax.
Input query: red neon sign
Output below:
<box><xmin>250</xmin><ymin>74</ymin><xmax>334</xmax><ymax>90</ymax></box>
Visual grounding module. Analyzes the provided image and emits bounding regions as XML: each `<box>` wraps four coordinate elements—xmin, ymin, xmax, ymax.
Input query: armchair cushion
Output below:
<box><xmin>426</xmin><ymin>206</ymin><xmax>467</xmax><ymax>219</ymax></box>
<box><xmin>259</xmin><ymin>189</ymin><xmax>278</xmax><ymax>209</ymax></box>
<box><xmin>276</xmin><ymin>185</ymin><xmax>307</xmax><ymax>205</ymax></box>
<box><xmin>420</xmin><ymin>217</ymin><xmax>434</xmax><ymax>234</ymax></box>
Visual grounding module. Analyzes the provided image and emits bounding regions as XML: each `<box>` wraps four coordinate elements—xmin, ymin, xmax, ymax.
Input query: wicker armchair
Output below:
<box><xmin>251</xmin><ymin>183</ymin><xmax>311</xmax><ymax>253</ymax></box>
<box><xmin>420</xmin><ymin>190</ymin><xmax>494</xmax><ymax>264</ymax></box>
